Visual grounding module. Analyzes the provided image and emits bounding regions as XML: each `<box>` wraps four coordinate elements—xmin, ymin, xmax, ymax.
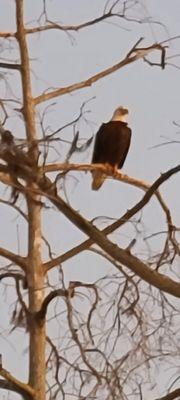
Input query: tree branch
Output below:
<box><xmin>44</xmin><ymin>164</ymin><xmax>178</xmax><ymax>271</ymax></box>
<box><xmin>38</xmin><ymin>165</ymin><xmax>180</xmax><ymax>298</ymax></box>
<box><xmin>0</xmin><ymin>31</ymin><xmax>16</xmax><ymax>38</ymax></box>
<box><xmin>42</xmin><ymin>163</ymin><xmax>172</xmax><ymax>227</ymax></box>
<box><xmin>0</xmin><ymin>247</ymin><xmax>27</xmax><ymax>271</ymax></box>
<box><xmin>41</xmin><ymin>162</ymin><xmax>173</xmax><ymax>225</ymax></box>
<box><xmin>0</xmin><ymin>271</ymin><xmax>26</xmax><ymax>284</ymax></box>
<box><xmin>0</xmin><ymin>7</ymin><xmax>156</xmax><ymax>38</ymax></box>
<box><xmin>15</xmin><ymin>12</ymin><xmax>119</xmax><ymax>34</ymax></box>
<box><xmin>0</xmin><ymin>379</ymin><xmax>33</xmax><ymax>399</ymax></box>
<box><xmin>0</xmin><ymin>62</ymin><xmax>21</xmax><ymax>70</ymax></box>
<box><xmin>34</xmin><ymin>40</ymin><xmax>166</xmax><ymax>105</ymax></box>
<box><xmin>36</xmin><ymin>288</ymin><xmax>68</xmax><ymax>320</ymax></box>
<box><xmin>0</xmin><ymin>366</ymin><xmax>34</xmax><ymax>399</ymax></box>
<box><xmin>154</xmin><ymin>388</ymin><xmax>180</xmax><ymax>400</ymax></box>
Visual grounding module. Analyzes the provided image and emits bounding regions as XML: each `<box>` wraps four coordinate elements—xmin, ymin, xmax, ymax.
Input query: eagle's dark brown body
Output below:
<box><xmin>91</xmin><ymin>120</ymin><xmax>131</xmax><ymax>190</ymax></box>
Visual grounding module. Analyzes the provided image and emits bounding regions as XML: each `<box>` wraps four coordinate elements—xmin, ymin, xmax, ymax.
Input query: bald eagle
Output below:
<box><xmin>91</xmin><ymin>106</ymin><xmax>131</xmax><ymax>190</ymax></box>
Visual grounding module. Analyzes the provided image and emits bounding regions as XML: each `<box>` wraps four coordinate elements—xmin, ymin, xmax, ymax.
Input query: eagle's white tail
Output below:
<box><xmin>91</xmin><ymin>171</ymin><xmax>106</xmax><ymax>190</ymax></box>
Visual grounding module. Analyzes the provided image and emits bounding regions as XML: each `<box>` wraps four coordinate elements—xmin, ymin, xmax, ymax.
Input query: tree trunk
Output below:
<box><xmin>27</xmin><ymin>199</ymin><xmax>46</xmax><ymax>400</ymax></box>
<box><xmin>16</xmin><ymin>1</ymin><xmax>46</xmax><ymax>398</ymax></box>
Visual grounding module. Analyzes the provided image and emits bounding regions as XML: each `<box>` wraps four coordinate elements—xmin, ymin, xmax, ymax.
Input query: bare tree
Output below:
<box><xmin>0</xmin><ymin>1</ymin><xmax>180</xmax><ymax>399</ymax></box>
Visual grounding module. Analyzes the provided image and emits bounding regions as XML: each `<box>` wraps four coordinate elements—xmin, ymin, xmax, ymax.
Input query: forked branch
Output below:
<box><xmin>36</xmin><ymin>165</ymin><xmax>180</xmax><ymax>298</ymax></box>
<box><xmin>0</xmin><ymin>364</ymin><xmax>34</xmax><ymax>400</ymax></box>
<box><xmin>44</xmin><ymin>164</ymin><xmax>179</xmax><ymax>271</ymax></box>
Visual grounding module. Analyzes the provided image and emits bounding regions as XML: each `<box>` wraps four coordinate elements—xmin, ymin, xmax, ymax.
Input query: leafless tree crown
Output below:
<box><xmin>0</xmin><ymin>1</ymin><xmax>180</xmax><ymax>400</ymax></box>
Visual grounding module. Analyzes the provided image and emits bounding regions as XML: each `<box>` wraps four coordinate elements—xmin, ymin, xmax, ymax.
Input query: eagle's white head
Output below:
<box><xmin>111</xmin><ymin>106</ymin><xmax>129</xmax><ymax>122</ymax></box>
